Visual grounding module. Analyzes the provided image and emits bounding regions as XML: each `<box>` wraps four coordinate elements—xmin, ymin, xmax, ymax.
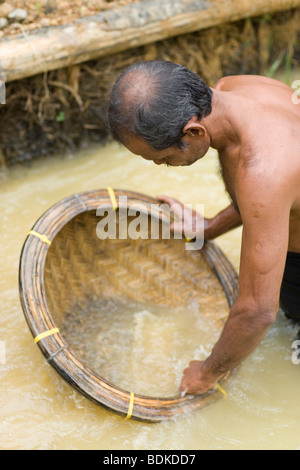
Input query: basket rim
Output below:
<box><xmin>19</xmin><ymin>188</ymin><xmax>239</xmax><ymax>422</ymax></box>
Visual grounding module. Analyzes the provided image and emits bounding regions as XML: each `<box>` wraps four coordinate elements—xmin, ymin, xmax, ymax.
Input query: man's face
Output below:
<box><xmin>124</xmin><ymin>133</ymin><xmax>210</xmax><ymax>167</ymax></box>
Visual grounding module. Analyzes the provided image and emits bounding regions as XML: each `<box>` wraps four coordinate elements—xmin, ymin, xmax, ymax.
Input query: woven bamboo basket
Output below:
<box><xmin>19</xmin><ymin>189</ymin><xmax>239</xmax><ymax>422</ymax></box>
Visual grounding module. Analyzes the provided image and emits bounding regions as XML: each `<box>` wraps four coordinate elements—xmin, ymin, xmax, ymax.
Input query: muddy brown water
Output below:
<box><xmin>1</xmin><ymin>139</ymin><xmax>300</xmax><ymax>450</ymax></box>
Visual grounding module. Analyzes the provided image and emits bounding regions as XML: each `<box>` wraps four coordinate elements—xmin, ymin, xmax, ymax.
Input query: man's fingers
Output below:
<box><xmin>157</xmin><ymin>195</ymin><xmax>187</xmax><ymax>220</ymax></box>
<box><xmin>170</xmin><ymin>222</ymin><xmax>185</xmax><ymax>234</ymax></box>
<box><xmin>156</xmin><ymin>194</ymin><xmax>184</xmax><ymax>207</ymax></box>
<box><xmin>180</xmin><ymin>389</ymin><xmax>188</xmax><ymax>398</ymax></box>
<box><xmin>179</xmin><ymin>376</ymin><xmax>188</xmax><ymax>392</ymax></box>
<box><xmin>183</xmin><ymin>360</ymin><xmax>200</xmax><ymax>372</ymax></box>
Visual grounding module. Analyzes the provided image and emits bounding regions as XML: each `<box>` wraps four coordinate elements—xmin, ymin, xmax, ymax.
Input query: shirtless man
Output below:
<box><xmin>107</xmin><ymin>60</ymin><xmax>300</xmax><ymax>395</ymax></box>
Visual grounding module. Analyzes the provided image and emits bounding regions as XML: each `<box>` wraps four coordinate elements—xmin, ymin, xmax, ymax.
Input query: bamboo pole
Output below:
<box><xmin>1</xmin><ymin>0</ymin><xmax>300</xmax><ymax>82</ymax></box>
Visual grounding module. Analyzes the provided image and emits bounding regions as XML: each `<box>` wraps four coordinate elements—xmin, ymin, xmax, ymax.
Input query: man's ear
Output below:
<box><xmin>182</xmin><ymin>116</ymin><xmax>205</xmax><ymax>137</ymax></box>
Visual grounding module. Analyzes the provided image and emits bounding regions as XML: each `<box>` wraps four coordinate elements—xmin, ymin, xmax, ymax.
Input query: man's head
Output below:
<box><xmin>106</xmin><ymin>60</ymin><xmax>213</xmax><ymax>166</ymax></box>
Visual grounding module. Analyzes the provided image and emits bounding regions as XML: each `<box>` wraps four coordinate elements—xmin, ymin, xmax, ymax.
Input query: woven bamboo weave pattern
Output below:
<box><xmin>19</xmin><ymin>189</ymin><xmax>239</xmax><ymax>422</ymax></box>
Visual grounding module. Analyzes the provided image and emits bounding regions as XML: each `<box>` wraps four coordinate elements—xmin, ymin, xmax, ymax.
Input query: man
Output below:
<box><xmin>107</xmin><ymin>60</ymin><xmax>300</xmax><ymax>395</ymax></box>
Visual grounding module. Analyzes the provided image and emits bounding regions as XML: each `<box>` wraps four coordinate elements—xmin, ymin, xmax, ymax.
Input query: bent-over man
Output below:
<box><xmin>107</xmin><ymin>60</ymin><xmax>300</xmax><ymax>394</ymax></box>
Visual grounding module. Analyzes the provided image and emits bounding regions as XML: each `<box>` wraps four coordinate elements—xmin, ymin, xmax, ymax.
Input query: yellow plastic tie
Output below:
<box><xmin>185</xmin><ymin>237</ymin><xmax>191</xmax><ymax>242</ymax></box>
<box><xmin>215</xmin><ymin>382</ymin><xmax>228</xmax><ymax>398</ymax></box>
<box><xmin>107</xmin><ymin>187</ymin><xmax>118</xmax><ymax>211</ymax></box>
<box><xmin>34</xmin><ymin>328</ymin><xmax>60</xmax><ymax>344</ymax></box>
<box><xmin>125</xmin><ymin>392</ymin><xmax>135</xmax><ymax>420</ymax></box>
<box><xmin>28</xmin><ymin>230</ymin><xmax>51</xmax><ymax>245</ymax></box>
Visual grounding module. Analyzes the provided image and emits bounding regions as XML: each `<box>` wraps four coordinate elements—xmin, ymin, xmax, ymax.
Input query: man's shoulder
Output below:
<box><xmin>214</xmin><ymin>74</ymin><xmax>288</xmax><ymax>92</ymax></box>
<box><xmin>236</xmin><ymin>149</ymin><xmax>294</xmax><ymax>207</ymax></box>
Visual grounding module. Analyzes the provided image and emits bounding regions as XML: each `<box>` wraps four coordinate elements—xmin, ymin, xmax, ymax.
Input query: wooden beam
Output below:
<box><xmin>1</xmin><ymin>0</ymin><xmax>300</xmax><ymax>83</ymax></box>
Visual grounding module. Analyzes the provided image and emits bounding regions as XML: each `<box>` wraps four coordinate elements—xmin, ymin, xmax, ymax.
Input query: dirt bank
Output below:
<box><xmin>0</xmin><ymin>0</ymin><xmax>140</xmax><ymax>37</ymax></box>
<box><xmin>0</xmin><ymin>6</ymin><xmax>299</xmax><ymax>166</ymax></box>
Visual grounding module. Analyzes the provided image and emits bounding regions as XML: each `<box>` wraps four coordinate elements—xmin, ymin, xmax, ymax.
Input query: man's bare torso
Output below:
<box><xmin>215</xmin><ymin>75</ymin><xmax>300</xmax><ymax>252</ymax></box>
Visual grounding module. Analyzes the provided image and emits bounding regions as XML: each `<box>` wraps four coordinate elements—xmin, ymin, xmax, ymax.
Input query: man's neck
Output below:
<box><xmin>203</xmin><ymin>89</ymin><xmax>240</xmax><ymax>153</ymax></box>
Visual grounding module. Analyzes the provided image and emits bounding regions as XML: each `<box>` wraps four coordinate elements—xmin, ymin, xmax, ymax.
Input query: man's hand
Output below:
<box><xmin>157</xmin><ymin>194</ymin><xmax>208</xmax><ymax>240</ymax></box>
<box><xmin>180</xmin><ymin>360</ymin><xmax>220</xmax><ymax>395</ymax></box>
<box><xmin>157</xmin><ymin>195</ymin><xmax>242</xmax><ymax>241</ymax></box>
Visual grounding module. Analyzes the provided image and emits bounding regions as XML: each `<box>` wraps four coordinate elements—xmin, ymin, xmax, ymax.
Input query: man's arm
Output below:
<box><xmin>205</xmin><ymin>204</ymin><xmax>242</xmax><ymax>239</ymax></box>
<box><xmin>180</xmin><ymin>172</ymin><xmax>292</xmax><ymax>394</ymax></box>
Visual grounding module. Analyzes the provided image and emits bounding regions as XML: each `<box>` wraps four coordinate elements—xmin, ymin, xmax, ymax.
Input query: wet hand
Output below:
<box><xmin>180</xmin><ymin>360</ymin><xmax>218</xmax><ymax>395</ymax></box>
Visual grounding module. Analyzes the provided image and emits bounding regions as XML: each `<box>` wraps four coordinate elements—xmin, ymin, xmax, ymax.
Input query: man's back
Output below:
<box><xmin>214</xmin><ymin>74</ymin><xmax>300</xmax><ymax>252</ymax></box>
